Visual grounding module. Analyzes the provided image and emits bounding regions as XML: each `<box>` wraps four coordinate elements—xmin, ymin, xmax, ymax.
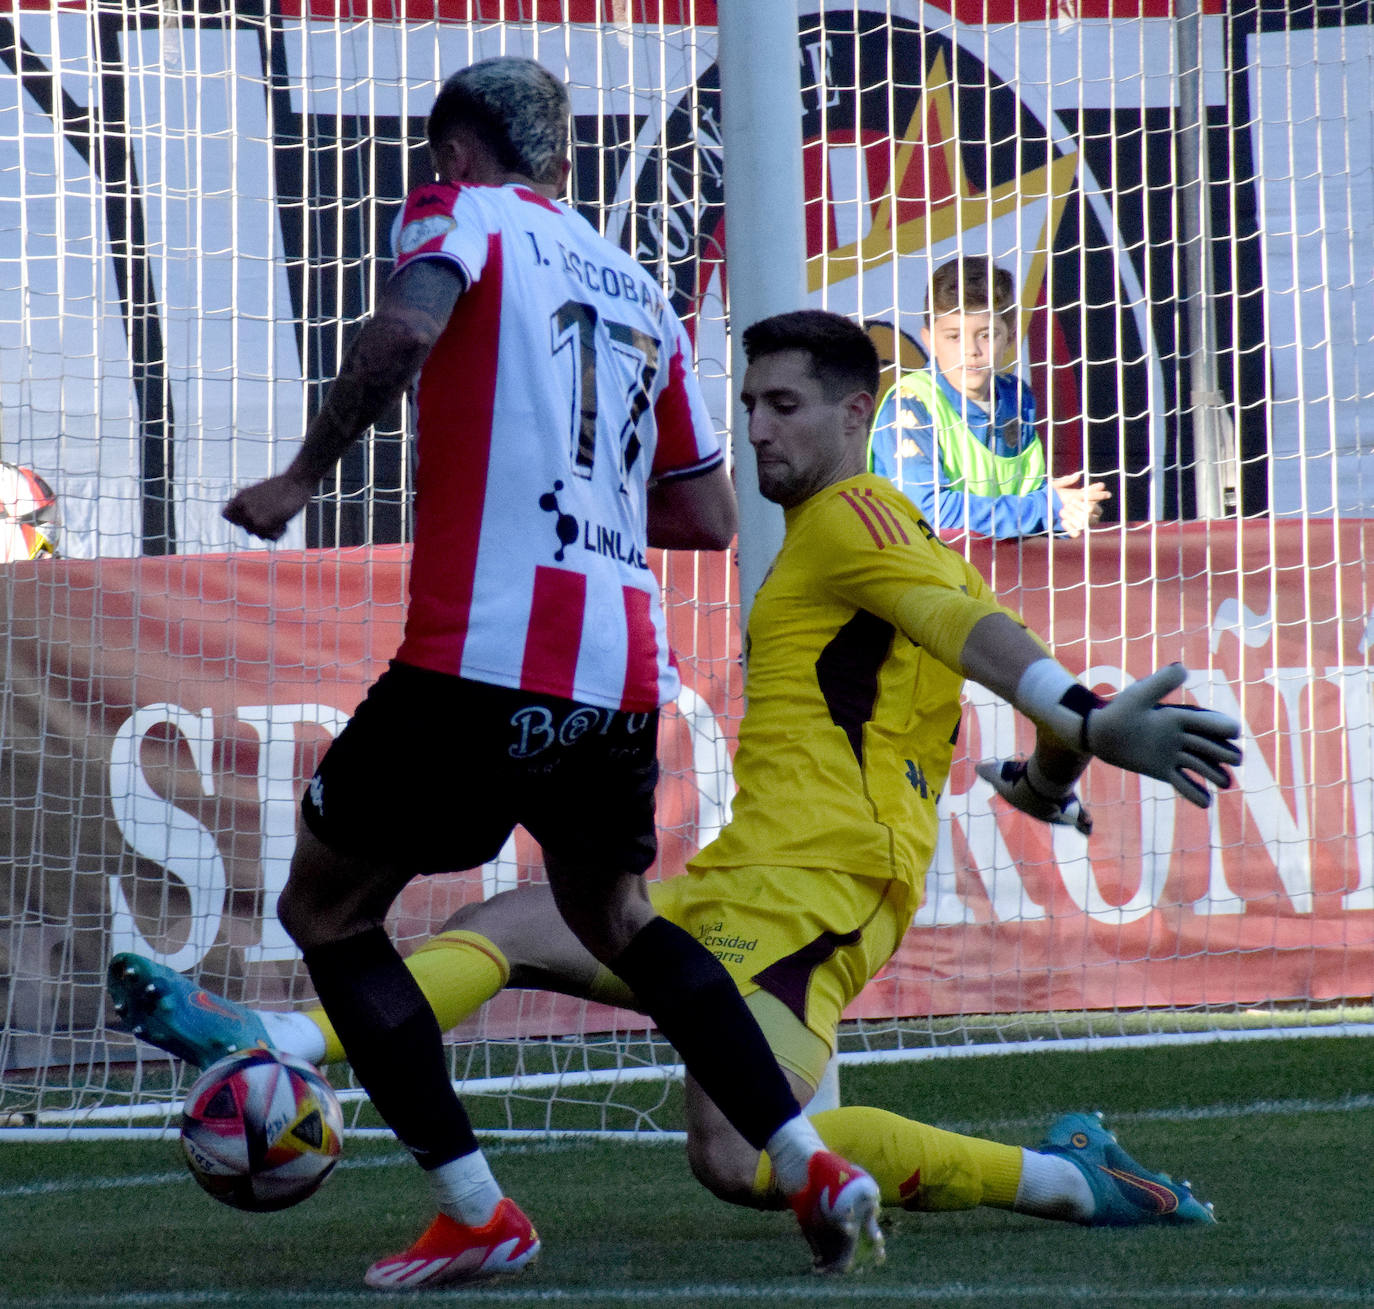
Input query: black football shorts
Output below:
<box><xmin>301</xmin><ymin>661</ymin><xmax>660</xmax><ymax>877</ymax></box>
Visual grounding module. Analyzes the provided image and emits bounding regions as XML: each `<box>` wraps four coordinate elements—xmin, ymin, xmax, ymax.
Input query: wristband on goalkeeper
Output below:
<box><xmin>1013</xmin><ymin>659</ymin><xmax>1106</xmax><ymax>752</ymax></box>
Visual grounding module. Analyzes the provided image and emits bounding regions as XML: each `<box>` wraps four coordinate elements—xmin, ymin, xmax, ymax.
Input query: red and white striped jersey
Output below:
<box><xmin>388</xmin><ymin>181</ymin><xmax>722</xmax><ymax>712</ymax></box>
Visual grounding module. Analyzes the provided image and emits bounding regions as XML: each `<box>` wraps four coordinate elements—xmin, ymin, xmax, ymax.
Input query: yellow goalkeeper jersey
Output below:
<box><xmin>691</xmin><ymin>473</ymin><xmax>1019</xmax><ymax>901</ymax></box>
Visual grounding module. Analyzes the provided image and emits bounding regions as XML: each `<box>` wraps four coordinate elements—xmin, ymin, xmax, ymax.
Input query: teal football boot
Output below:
<box><xmin>107</xmin><ymin>952</ymin><xmax>271</xmax><ymax>1069</ymax></box>
<box><xmin>1035</xmin><ymin>1111</ymin><xmax>1216</xmax><ymax>1226</ymax></box>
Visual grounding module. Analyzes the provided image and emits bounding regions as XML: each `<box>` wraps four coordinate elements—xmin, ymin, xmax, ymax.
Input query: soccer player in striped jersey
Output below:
<box><xmin>215</xmin><ymin>62</ymin><xmax>881</xmax><ymax>1287</ymax></box>
<box><xmin>122</xmin><ymin>309</ymin><xmax>1239</xmax><ymax>1253</ymax></box>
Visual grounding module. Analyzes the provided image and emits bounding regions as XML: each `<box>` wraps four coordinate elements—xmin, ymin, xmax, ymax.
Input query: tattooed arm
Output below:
<box><xmin>222</xmin><ymin>259</ymin><xmax>464</xmax><ymax>541</ymax></box>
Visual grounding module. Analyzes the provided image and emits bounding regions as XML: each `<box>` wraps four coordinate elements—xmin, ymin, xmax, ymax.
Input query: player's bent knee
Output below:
<box><xmin>277</xmin><ymin>878</ymin><xmax>333</xmax><ymax>951</ymax></box>
<box><xmin>276</xmin><ymin>890</ymin><xmax>313</xmax><ymax>950</ymax></box>
<box><xmin>278</xmin><ymin>823</ymin><xmax>413</xmax><ymax>950</ymax></box>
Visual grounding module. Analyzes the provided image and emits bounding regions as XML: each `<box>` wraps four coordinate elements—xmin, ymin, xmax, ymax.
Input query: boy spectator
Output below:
<box><xmin>869</xmin><ymin>257</ymin><xmax>1109</xmax><ymax>539</ymax></box>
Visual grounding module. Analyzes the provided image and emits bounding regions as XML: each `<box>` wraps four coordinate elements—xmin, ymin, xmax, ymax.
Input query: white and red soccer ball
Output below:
<box><xmin>0</xmin><ymin>461</ymin><xmax>59</xmax><ymax>561</ymax></box>
<box><xmin>180</xmin><ymin>1048</ymin><xmax>344</xmax><ymax>1212</ymax></box>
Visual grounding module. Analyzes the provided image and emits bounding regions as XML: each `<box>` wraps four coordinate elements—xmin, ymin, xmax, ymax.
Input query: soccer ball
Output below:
<box><xmin>0</xmin><ymin>461</ymin><xmax>59</xmax><ymax>561</ymax></box>
<box><xmin>180</xmin><ymin>1048</ymin><xmax>344</xmax><ymax>1212</ymax></box>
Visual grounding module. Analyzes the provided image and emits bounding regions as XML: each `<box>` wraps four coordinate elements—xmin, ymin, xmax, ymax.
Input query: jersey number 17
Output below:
<box><xmin>551</xmin><ymin>298</ymin><xmax>660</xmax><ymax>490</ymax></box>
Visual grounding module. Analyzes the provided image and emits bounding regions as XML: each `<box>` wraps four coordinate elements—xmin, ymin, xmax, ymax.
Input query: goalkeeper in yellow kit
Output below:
<box><xmin>111</xmin><ymin>310</ymin><xmax>1240</xmax><ymax>1232</ymax></box>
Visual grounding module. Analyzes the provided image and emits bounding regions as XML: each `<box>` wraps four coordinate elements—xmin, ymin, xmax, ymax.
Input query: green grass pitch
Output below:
<box><xmin>2</xmin><ymin>1035</ymin><xmax>1371</xmax><ymax>1308</ymax></box>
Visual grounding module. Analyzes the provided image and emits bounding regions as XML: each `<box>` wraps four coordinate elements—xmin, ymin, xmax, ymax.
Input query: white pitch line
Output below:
<box><xmin>0</xmin><ymin>1137</ymin><xmax>641</xmax><ymax>1201</ymax></box>
<box><xmin>935</xmin><ymin>1092</ymin><xmax>1374</xmax><ymax>1138</ymax></box>
<box><xmin>0</xmin><ymin>1283</ymin><xmax>1371</xmax><ymax>1307</ymax></box>
<box><xmin>5</xmin><ymin>1089</ymin><xmax>1372</xmax><ymax>1203</ymax></box>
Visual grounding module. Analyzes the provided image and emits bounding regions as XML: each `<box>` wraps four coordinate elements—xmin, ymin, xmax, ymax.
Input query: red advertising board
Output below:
<box><xmin>1</xmin><ymin>519</ymin><xmax>1370</xmax><ymax>1047</ymax></box>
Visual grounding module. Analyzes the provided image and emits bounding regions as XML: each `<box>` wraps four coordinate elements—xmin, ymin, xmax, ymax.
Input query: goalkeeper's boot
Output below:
<box><xmin>363</xmin><ymin>1199</ymin><xmax>540</xmax><ymax>1290</ymax></box>
<box><xmin>1034</xmin><ymin>1111</ymin><xmax>1216</xmax><ymax>1226</ymax></box>
<box><xmin>788</xmin><ymin>1150</ymin><xmax>885</xmax><ymax>1275</ymax></box>
<box><xmin>107</xmin><ymin>952</ymin><xmax>271</xmax><ymax>1069</ymax></box>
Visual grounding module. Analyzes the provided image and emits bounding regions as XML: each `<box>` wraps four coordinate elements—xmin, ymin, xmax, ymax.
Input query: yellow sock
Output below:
<box><xmin>752</xmin><ymin>1106</ymin><xmax>1023</xmax><ymax>1212</ymax></box>
<box><xmin>304</xmin><ymin>929</ymin><xmax>511</xmax><ymax>1065</ymax></box>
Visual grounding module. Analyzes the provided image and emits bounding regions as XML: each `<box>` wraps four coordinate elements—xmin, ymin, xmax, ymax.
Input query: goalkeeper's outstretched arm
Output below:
<box><xmin>891</xmin><ymin>596</ymin><xmax>1242</xmax><ymax>809</ymax></box>
<box><xmin>971</xmin><ymin>612</ymin><xmax>1241</xmax><ymax>808</ymax></box>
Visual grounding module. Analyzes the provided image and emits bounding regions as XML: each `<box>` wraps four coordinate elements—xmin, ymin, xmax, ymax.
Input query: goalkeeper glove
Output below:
<box><xmin>1014</xmin><ymin>661</ymin><xmax>1242</xmax><ymax>808</ymax></box>
<box><xmin>976</xmin><ymin>757</ymin><xmax>1093</xmax><ymax>836</ymax></box>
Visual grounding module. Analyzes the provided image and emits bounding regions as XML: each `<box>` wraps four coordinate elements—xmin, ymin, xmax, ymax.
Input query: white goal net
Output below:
<box><xmin>2</xmin><ymin>1</ymin><xmax>1371</xmax><ymax>1136</ymax></box>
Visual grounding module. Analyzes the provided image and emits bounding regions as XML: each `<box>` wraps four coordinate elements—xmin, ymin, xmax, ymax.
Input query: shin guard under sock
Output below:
<box><xmin>302</xmin><ymin>926</ymin><xmax>477</xmax><ymax>1169</ymax></box>
<box><xmin>610</xmin><ymin>916</ymin><xmax>799</xmax><ymax>1150</ymax></box>
<box><xmin>303</xmin><ymin>929</ymin><xmax>511</xmax><ymax>1066</ymax></box>
<box><xmin>404</xmin><ymin>929</ymin><xmax>511</xmax><ymax>1030</ymax></box>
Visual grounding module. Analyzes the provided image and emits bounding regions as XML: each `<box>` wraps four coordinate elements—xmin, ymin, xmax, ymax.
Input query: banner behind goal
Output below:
<box><xmin>2</xmin><ymin>2</ymin><xmax>1371</xmax><ymax>1135</ymax></box>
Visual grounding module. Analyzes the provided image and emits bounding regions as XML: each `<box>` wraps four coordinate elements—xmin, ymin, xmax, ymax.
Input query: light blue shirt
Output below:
<box><xmin>869</xmin><ymin>370</ymin><xmax>1061</xmax><ymax>538</ymax></box>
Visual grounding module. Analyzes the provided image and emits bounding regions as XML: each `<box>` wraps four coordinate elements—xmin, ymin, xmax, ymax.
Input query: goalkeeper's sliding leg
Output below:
<box><xmin>108</xmin><ymin>873</ymin><xmax>1213</xmax><ymax>1230</ymax></box>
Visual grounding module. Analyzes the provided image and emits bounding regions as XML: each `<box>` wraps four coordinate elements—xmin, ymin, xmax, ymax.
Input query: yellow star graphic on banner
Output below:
<box><xmin>807</xmin><ymin>48</ymin><xmax>1079</xmax><ymax>348</ymax></box>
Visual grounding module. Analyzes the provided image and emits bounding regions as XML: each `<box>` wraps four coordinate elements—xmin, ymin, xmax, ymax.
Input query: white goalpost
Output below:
<box><xmin>2</xmin><ymin>1</ymin><xmax>1372</xmax><ymax>1141</ymax></box>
